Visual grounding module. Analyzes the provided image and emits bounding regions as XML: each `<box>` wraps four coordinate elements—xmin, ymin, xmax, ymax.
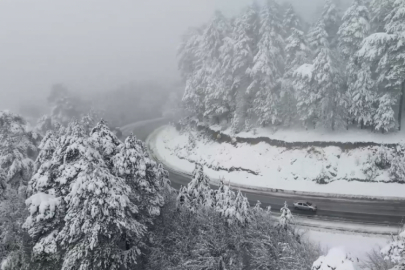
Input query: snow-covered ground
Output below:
<box><xmin>150</xmin><ymin>126</ymin><xmax>405</xmax><ymax>198</ymax></box>
<box><xmin>303</xmin><ymin>228</ymin><xmax>390</xmax><ymax>263</ymax></box>
<box><xmin>211</xmin><ymin>122</ymin><xmax>405</xmax><ymax>144</ymax></box>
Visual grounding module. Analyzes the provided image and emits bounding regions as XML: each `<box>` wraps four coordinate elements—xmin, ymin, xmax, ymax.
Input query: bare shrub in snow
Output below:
<box><xmin>374</xmin><ymin>146</ymin><xmax>392</xmax><ymax>170</ymax></box>
<box><xmin>360</xmin><ymin>246</ymin><xmax>395</xmax><ymax>270</ymax></box>
<box><xmin>362</xmin><ymin>154</ymin><xmax>380</xmax><ymax>181</ymax></box>
<box><xmin>389</xmin><ymin>156</ymin><xmax>405</xmax><ymax>183</ymax></box>
<box><xmin>381</xmin><ymin>226</ymin><xmax>405</xmax><ymax>270</ymax></box>
<box><xmin>187</xmin><ymin>133</ymin><xmax>196</xmax><ymax>152</ymax></box>
<box><xmin>314</xmin><ymin>169</ymin><xmax>332</xmax><ymax>184</ymax></box>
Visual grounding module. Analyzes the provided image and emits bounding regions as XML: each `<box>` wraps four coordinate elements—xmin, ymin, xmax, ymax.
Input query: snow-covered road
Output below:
<box><xmin>146</xmin><ymin>125</ymin><xmax>405</xmax><ymax>227</ymax></box>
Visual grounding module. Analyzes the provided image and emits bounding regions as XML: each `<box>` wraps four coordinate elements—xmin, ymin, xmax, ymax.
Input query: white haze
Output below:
<box><xmin>0</xmin><ymin>0</ymin><xmax>346</xmax><ymax>111</ymax></box>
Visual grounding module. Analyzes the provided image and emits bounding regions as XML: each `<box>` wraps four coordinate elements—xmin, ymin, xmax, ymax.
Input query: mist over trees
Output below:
<box><xmin>178</xmin><ymin>0</ymin><xmax>405</xmax><ymax>133</ymax></box>
<box><xmin>26</xmin><ymin>81</ymin><xmax>183</xmax><ymax>137</ymax></box>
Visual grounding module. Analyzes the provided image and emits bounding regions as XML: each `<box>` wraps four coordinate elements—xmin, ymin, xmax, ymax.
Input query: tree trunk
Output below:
<box><xmin>398</xmin><ymin>81</ymin><xmax>405</xmax><ymax>131</ymax></box>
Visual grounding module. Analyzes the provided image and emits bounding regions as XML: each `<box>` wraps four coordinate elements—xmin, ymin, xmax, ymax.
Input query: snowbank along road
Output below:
<box><xmin>125</xmin><ymin>118</ymin><xmax>405</xmax><ymax>227</ymax></box>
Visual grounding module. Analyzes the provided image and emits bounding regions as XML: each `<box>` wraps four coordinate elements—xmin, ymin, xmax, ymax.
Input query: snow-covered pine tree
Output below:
<box><xmin>89</xmin><ymin>120</ymin><xmax>121</xmax><ymax>167</ymax></box>
<box><xmin>293</xmin><ymin>63</ymin><xmax>317</xmax><ymax>128</ymax></box>
<box><xmin>80</xmin><ymin>113</ymin><xmax>98</xmax><ymax>135</ymax></box>
<box><xmin>200</xmin><ymin>11</ymin><xmax>232</xmax><ymax>124</ymax></box>
<box><xmin>0</xmin><ymin>111</ymin><xmax>36</xmax><ymax>190</ymax></box>
<box><xmin>232</xmin><ymin>190</ymin><xmax>251</xmax><ymax>226</ymax></box>
<box><xmin>279</xmin><ymin>201</ymin><xmax>293</xmax><ymax>229</ymax></box>
<box><xmin>252</xmin><ymin>200</ymin><xmax>262</xmax><ymax>215</ymax></box>
<box><xmin>24</xmin><ymin>122</ymin><xmax>146</xmax><ymax>270</ymax></box>
<box><xmin>248</xmin><ymin>0</ymin><xmax>285</xmax><ymax>127</ymax></box>
<box><xmin>179</xmin><ymin>27</ymin><xmax>205</xmax><ymax>120</ymax></box>
<box><xmin>230</xmin><ymin>2</ymin><xmax>260</xmax><ymax>133</ymax></box>
<box><xmin>369</xmin><ymin>0</ymin><xmax>394</xmax><ymax>32</ymax></box>
<box><xmin>177</xmin><ymin>164</ymin><xmax>214</xmax><ymax>213</ymax></box>
<box><xmin>346</xmin><ymin>62</ymin><xmax>378</xmax><ymax>127</ymax></box>
<box><xmin>204</xmin><ymin>33</ymin><xmax>235</xmax><ymax>126</ymax></box>
<box><xmin>312</xmin><ymin>47</ymin><xmax>346</xmax><ymax>130</ymax></box>
<box><xmin>33</xmin><ymin>130</ymin><xmax>57</xmax><ymax>172</ymax></box>
<box><xmin>215</xmin><ymin>180</ymin><xmax>236</xmax><ymax>222</ymax></box>
<box><xmin>307</xmin><ymin>20</ymin><xmax>330</xmax><ymax>57</ymax></box>
<box><xmin>295</xmin><ymin>22</ymin><xmax>345</xmax><ymax>132</ymax></box>
<box><xmin>374</xmin><ymin>93</ymin><xmax>397</xmax><ymax>132</ymax></box>
<box><xmin>337</xmin><ymin>0</ymin><xmax>371</xmax><ymax>61</ymax></box>
<box><xmin>338</xmin><ymin>0</ymin><xmax>373</xmax><ymax>128</ymax></box>
<box><xmin>178</xmin><ymin>27</ymin><xmax>204</xmax><ymax>82</ymax></box>
<box><xmin>0</xmin><ymin>168</ymin><xmax>5</xmax><ymax>196</ymax></box>
<box><xmin>113</xmin><ymin>134</ymin><xmax>170</xmax><ymax>225</ymax></box>
<box><xmin>176</xmin><ymin>185</ymin><xmax>190</xmax><ymax>209</ymax></box>
<box><xmin>0</xmin><ymin>137</ymin><xmax>35</xmax><ymax>190</ymax></box>
<box><xmin>282</xmin><ymin>27</ymin><xmax>311</xmax><ymax>126</ymax></box>
<box><xmin>35</xmin><ymin>114</ymin><xmax>61</xmax><ymax>136</ymax></box>
<box><xmin>285</xmin><ymin>28</ymin><xmax>311</xmax><ymax>73</ymax></box>
<box><xmin>283</xmin><ymin>3</ymin><xmax>301</xmax><ymax>37</ymax></box>
<box><xmin>383</xmin><ymin>0</ymin><xmax>405</xmax><ymax>130</ymax></box>
<box><xmin>356</xmin><ymin>0</ymin><xmax>405</xmax><ymax>131</ymax></box>
<box><xmin>320</xmin><ymin>0</ymin><xmax>342</xmax><ymax>48</ymax></box>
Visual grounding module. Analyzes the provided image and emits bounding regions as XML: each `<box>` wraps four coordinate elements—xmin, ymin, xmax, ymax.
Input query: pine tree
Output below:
<box><xmin>383</xmin><ymin>0</ymin><xmax>405</xmax><ymax>130</ymax></box>
<box><xmin>204</xmin><ymin>34</ymin><xmax>235</xmax><ymax>125</ymax></box>
<box><xmin>179</xmin><ymin>27</ymin><xmax>205</xmax><ymax>119</ymax></box>
<box><xmin>0</xmin><ymin>168</ymin><xmax>6</xmax><ymax>195</ymax></box>
<box><xmin>320</xmin><ymin>0</ymin><xmax>342</xmax><ymax>47</ymax></box>
<box><xmin>294</xmin><ymin>38</ymin><xmax>345</xmax><ymax>131</ymax></box>
<box><xmin>252</xmin><ymin>200</ymin><xmax>262</xmax><ymax>214</ymax></box>
<box><xmin>33</xmin><ymin>130</ymin><xmax>57</xmax><ymax>171</ymax></box>
<box><xmin>374</xmin><ymin>93</ymin><xmax>397</xmax><ymax>132</ymax></box>
<box><xmin>346</xmin><ymin>62</ymin><xmax>378</xmax><ymax>127</ymax></box>
<box><xmin>283</xmin><ymin>4</ymin><xmax>301</xmax><ymax>37</ymax></box>
<box><xmin>293</xmin><ymin>63</ymin><xmax>317</xmax><ymax>128</ymax></box>
<box><xmin>0</xmin><ymin>137</ymin><xmax>35</xmax><ymax>189</ymax></box>
<box><xmin>282</xmin><ymin>28</ymin><xmax>311</xmax><ymax>126</ymax></box>
<box><xmin>24</xmin><ymin>122</ymin><xmax>146</xmax><ymax>270</ymax></box>
<box><xmin>113</xmin><ymin>134</ymin><xmax>170</xmax><ymax>224</ymax></box>
<box><xmin>369</xmin><ymin>0</ymin><xmax>394</xmax><ymax>32</ymax></box>
<box><xmin>356</xmin><ymin>0</ymin><xmax>405</xmax><ymax>131</ymax></box>
<box><xmin>338</xmin><ymin>0</ymin><xmax>371</xmax><ymax>61</ymax></box>
<box><xmin>279</xmin><ymin>201</ymin><xmax>293</xmax><ymax>229</ymax></box>
<box><xmin>178</xmin><ymin>27</ymin><xmax>204</xmax><ymax>81</ymax></box>
<box><xmin>200</xmin><ymin>11</ymin><xmax>232</xmax><ymax>124</ymax></box>
<box><xmin>307</xmin><ymin>21</ymin><xmax>330</xmax><ymax>57</ymax></box>
<box><xmin>248</xmin><ymin>0</ymin><xmax>285</xmax><ymax>126</ymax></box>
<box><xmin>215</xmin><ymin>180</ymin><xmax>236</xmax><ymax>222</ymax></box>
<box><xmin>35</xmin><ymin>115</ymin><xmax>61</xmax><ymax>136</ymax></box>
<box><xmin>232</xmin><ymin>190</ymin><xmax>251</xmax><ymax>226</ymax></box>
<box><xmin>0</xmin><ymin>111</ymin><xmax>36</xmax><ymax>189</ymax></box>
<box><xmin>230</xmin><ymin>2</ymin><xmax>260</xmax><ymax>133</ymax></box>
<box><xmin>312</xmin><ymin>48</ymin><xmax>346</xmax><ymax>130</ymax></box>
<box><xmin>89</xmin><ymin>120</ymin><xmax>121</xmax><ymax>166</ymax></box>
<box><xmin>177</xmin><ymin>164</ymin><xmax>214</xmax><ymax>212</ymax></box>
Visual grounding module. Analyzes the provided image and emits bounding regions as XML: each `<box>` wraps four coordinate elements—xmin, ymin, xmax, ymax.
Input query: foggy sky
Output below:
<box><xmin>0</xmin><ymin>0</ymin><xmax>340</xmax><ymax>112</ymax></box>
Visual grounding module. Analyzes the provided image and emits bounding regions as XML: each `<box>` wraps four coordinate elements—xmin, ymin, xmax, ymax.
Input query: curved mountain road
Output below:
<box><xmin>124</xmin><ymin>118</ymin><xmax>405</xmax><ymax>226</ymax></box>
